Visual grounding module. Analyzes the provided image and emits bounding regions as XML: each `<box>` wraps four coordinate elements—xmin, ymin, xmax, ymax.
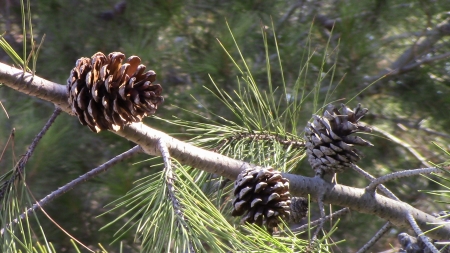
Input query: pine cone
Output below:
<box><xmin>398</xmin><ymin>231</ymin><xmax>450</xmax><ymax>253</ymax></box>
<box><xmin>305</xmin><ymin>104</ymin><xmax>373</xmax><ymax>174</ymax></box>
<box><xmin>231</xmin><ymin>167</ymin><xmax>291</xmax><ymax>234</ymax></box>
<box><xmin>289</xmin><ymin>197</ymin><xmax>308</xmax><ymax>223</ymax></box>
<box><xmin>398</xmin><ymin>233</ymin><xmax>422</xmax><ymax>253</ymax></box>
<box><xmin>67</xmin><ymin>52</ymin><xmax>163</xmax><ymax>132</ymax></box>
<box><xmin>433</xmin><ymin>211</ymin><xmax>450</xmax><ymax>222</ymax></box>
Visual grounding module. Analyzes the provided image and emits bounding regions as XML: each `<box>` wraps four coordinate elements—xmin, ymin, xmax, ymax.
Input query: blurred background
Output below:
<box><xmin>1</xmin><ymin>0</ymin><xmax>450</xmax><ymax>252</ymax></box>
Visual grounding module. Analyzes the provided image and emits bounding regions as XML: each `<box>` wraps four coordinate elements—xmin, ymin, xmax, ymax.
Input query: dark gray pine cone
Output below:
<box><xmin>433</xmin><ymin>211</ymin><xmax>450</xmax><ymax>222</ymax></box>
<box><xmin>398</xmin><ymin>232</ymin><xmax>450</xmax><ymax>253</ymax></box>
<box><xmin>232</xmin><ymin>167</ymin><xmax>291</xmax><ymax>234</ymax></box>
<box><xmin>289</xmin><ymin>197</ymin><xmax>308</xmax><ymax>223</ymax></box>
<box><xmin>397</xmin><ymin>233</ymin><xmax>423</xmax><ymax>253</ymax></box>
<box><xmin>398</xmin><ymin>212</ymin><xmax>450</xmax><ymax>253</ymax></box>
<box><xmin>305</xmin><ymin>103</ymin><xmax>373</xmax><ymax>174</ymax></box>
<box><xmin>67</xmin><ymin>52</ymin><xmax>163</xmax><ymax>132</ymax></box>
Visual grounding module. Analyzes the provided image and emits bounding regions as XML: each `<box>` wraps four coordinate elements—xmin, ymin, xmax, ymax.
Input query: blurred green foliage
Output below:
<box><xmin>1</xmin><ymin>0</ymin><xmax>450</xmax><ymax>252</ymax></box>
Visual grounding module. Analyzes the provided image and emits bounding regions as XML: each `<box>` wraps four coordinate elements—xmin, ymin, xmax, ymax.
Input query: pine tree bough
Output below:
<box><xmin>1</xmin><ymin>62</ymin><xmax>450</xmax><ymax>240</ymax></box>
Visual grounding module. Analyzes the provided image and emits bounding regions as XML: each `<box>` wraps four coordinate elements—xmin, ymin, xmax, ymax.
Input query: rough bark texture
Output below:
<box><xmin>1</xmin><ymin>62</ymin><xmax>450</xmax><ymax>240</ymax></box>
<box><xmin>0</xmin><ymin>64</ymin><xmax>69</xmax><ymax>110</ymax></box>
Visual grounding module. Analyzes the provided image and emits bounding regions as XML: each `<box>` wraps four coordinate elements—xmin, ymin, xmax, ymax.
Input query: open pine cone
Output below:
<box><xmin>305</xmin><ymin>104</ymin><xmax>373</xmax><ymax>174</ymax></box>
<box><xmin>231</xmin><ymin>167</ymin><xmax>291</xmax><ymax>234</ymax></box>
<box><xmin>67</xmin><ymin>52</ymin><xmax>163</xmax><ymax>132</ymax></box>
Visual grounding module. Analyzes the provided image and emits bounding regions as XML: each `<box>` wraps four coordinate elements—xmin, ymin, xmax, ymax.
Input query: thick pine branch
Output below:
<box><xmin>1</xmin><ymin>62</ymin><xmax>450</xmax><ymax>240</ymax></box>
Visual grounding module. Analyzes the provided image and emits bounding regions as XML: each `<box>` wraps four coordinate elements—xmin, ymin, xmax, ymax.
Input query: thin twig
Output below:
<box><xmin>406</xmin><ymin>212</ymin><xmax>439</xmax><ymax>253</ymax></box>
<box><xmin>381</xmin><ymin>30</ymin><xmax>438</xmax><ymax>44</ymax></box>
<box><xmin>371</xmin><ymin>125</ymin><xmax>432</xmax><ymax>168</ymax></box>
<box><xmin>279</xmin><ymin>207</ymin><xmax>350</xmax><ymax>235</ymax></box>
<box><xmin>18</xmin><ymin>106</ymin><xmax>61</xmax><ymax>170</ymax></box>
<box><xmin>365</xmin><ymin>18</ymin><xmax>450</xmax><ymax>84</ymax></box>
<box><xmin>312</xmin><ymin>193</ymin><xmax>326</xmax><ymax>241</ymax></box>
<box><xmin>0</xmin><ymin>107</ymin><xmax>61</xmax><ymax>200</ymax></box>
<box><xmin>158</xmin><ymin>138</ymin><xmax>194</xmax><ymax>253</ymax></box>
<box><xmin>0</xmin><ymin>100</ymin><xmax>9</xmax><ymax>118</ymax></box>
<box><xmin>366</xmin><ymin>167</ymin><xmax>441</xmax><ymax>192</ymax></box>
<box><xmin>371</xmin><ymin>113</ymin><xmax>450</xmax><ymax>139</ymax></box>
<box><xmin>418</xmin><ymin>126</ymin><xmax>450</xmax><ymax>139</ymax></box>
<box><xmin>356</xmin><ymin>222</ymin><xmax>392</xmax><ymax>253</ymax></box>
<box><xmin>275</xmin><ymin>0</ymin><xmax>305</xmax><ymax>32</ymax></box>
<box><xmin>377</xmin><ymin>52</ymin><xmax>450</xmax><ymax>79</ymax></box>
<box><xmin>351</xmin><ymin>164</ymin><xmax>399</xmax><ymax>252</ymax></box>
<box><xmin>0</xmin><ymin>145</ymin><xmax>142</xmax><ymax>235</ymax></box>
<box><xmin>218</xmin><ymin>131</ymin><xmax>305</xmax><ymax>151</ymax></box>
<box><xmin>0</xmin><ymin>128</ymin><xmax>14</xmax><ymax>162</ymax></box>
<box><xmin>158</xmin><ymin>138</ymin><xmax>183</xmax><ymax>220</ymax></box>
<box><xmin>22</xmin><ymin>204</ymin><xmax>96</xmax><ymax>253</ymax></box>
